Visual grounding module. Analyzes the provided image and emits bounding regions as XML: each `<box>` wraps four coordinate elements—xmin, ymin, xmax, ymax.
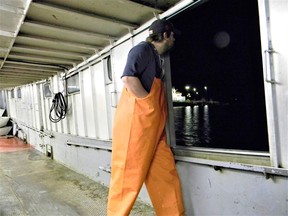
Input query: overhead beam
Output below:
<box><xmin>3</xmin><ymin>65</ymin><xmax>61</xmax><ymax>73</ymax></box>
<box><xmin>24</xmin><ymin>21</ymin><xmax>119</xmax><ymax>41</ymax></box>
<box><xmin>0</xmin><ymin>77</ymin><xmax>35</xmax><ymax>81</ymax></box>
<box><xmin>8</xmin><ymin>53</ymin><xmax>77</xmax><ymax>65</ymax></box>
<box><xmin>0</xmin><ymin>80</ymin><xmax>28</xmax><ymax>84</ymax></box>
<box><xmin>0</xmin><ymin>68</ymin><xmax>57</xmax><ymax>75</ymax></box>
<box><xmin>0</xmin><ymin>75</ymin><xmax>47</xmax><ymax>80</ymax></box>
<box><xmin>17</xmin><ymin>35</ymin><xmax>102</xmax><ymax>51</ymax></box>
<box><xmin>0</xmin><ymin>81</ymin><xmax>37</xmax><ymax>88</ymax></box>
<box><xmin>0</xmin><ymin>81</ymin><xmax>30</xmax><ymax>87</ymax></box>
<box><xmin>4</xmin><ymin>60</ymin><xmax>67</xmax><ymax>69</ymax></box>
<box><xmin>12</xmin><ymin>45</ymin><xmax>90</xmax><ymax>59</ymax></box>
<box><xmin>31</xmin><ymin>2</ymin><xmax>138</xmax><ymax>30</ymax></box>
<box><xmin>0</xmin><ymin>74</ymin><xmax>49</xmax><ymax>80</ymax></box>
<box><xmin>0</xmin><ymin>82</ymin><xmax>25</xmax><ymax>86</ymax></box>
<box><xmin>0</xmin><ymin>77</ymin><xmax>40</xmax><ymax>82</ymax></box>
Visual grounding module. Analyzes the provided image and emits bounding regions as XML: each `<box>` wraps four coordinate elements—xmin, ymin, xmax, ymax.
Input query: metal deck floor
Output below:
<box><xmin>0</xmin><ymin>137</ymin><xmax>155</xmax><ymax>216</ymax></box>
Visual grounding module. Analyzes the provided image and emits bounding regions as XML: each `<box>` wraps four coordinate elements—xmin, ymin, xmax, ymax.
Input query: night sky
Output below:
<box><xmin>170</xmin><ymin>0</ymin><xmax>264</xmax><ymax>105</ymax></box>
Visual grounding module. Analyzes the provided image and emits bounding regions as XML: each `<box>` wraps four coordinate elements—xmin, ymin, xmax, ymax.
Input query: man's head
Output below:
<box><xmin>147</xmin><ymin>19</ymin><xmax>176</xmax><ymax>55</ymax></box>
<box><xmin>148</xmin><ymin>19</ymin><xmax>174</xmax><ymax>41</ymax></box>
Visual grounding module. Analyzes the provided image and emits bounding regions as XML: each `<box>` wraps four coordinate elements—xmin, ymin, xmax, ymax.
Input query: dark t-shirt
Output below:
<box><xmin>122</xmin><ymin>41</ymin><xmax>162</xmax><ymax>92</ymax></box>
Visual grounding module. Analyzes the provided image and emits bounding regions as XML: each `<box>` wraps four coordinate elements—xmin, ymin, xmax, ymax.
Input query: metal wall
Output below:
<box><xmin>177</xmin><ymin>161</ymin><xmax>287</xmax><ymax>215</ymax></box>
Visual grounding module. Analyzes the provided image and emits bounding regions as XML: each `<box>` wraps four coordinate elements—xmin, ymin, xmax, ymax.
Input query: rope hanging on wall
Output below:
<box><xmin>49</xmin><ymin>92</ymin><xmax>67</xmax><ymax>123</ymax></box>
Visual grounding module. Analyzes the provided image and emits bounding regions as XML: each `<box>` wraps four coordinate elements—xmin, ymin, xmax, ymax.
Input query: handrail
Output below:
<box><xmin>66</xmin><ymin>141</ymin><xmax>112</xmax><ymax>151</ymax></box>
<box><xmin>175</xmin><ymin>155</ymin><xmax>288</xmax><ymax>177</ymax></box>
<box><xmin>173</xmin><ymin>146</ymin><xmax>270</xmax><ymax>157</ymax></box>
<box><xmin>10</xmin><ymin>119</ymin><xmax>54</xmax><ymax>138</ymax></box>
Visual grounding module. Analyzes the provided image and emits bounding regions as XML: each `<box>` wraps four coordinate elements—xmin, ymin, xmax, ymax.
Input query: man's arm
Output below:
<box><xmin>122</xmin><ymin>76</ymin><xmax>148</xmax><ymax>98</ymax></box>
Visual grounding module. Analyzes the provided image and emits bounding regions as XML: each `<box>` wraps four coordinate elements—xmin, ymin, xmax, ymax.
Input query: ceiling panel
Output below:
<box><xmin>0</xmin><ymin>0</ymin><xmax>182</xmax><ymax>89</ymax></box>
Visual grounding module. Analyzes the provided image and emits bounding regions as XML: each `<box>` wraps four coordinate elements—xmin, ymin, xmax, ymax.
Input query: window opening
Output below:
<box><xmin>104</xmin><ymin>56</ymin><xmax>113</xmax><ymax>84</ymax></box>
<box><xmin>44</xmin><ymin>82</ymin><xmax>52</xmax><ymax>98</ymax></box>
<box><xmin>17</xmin><ymin>88</ymin><xmax>21</xmax><ymax>99</ymax></box>
<box><xmin>170</xmin><ymin>0</ymin><xmax>269</xmax><ymax>151</ymax></box>
<box><xmin>67</xmin><ymin>73</ymin><xmax>80</xmax><ymax>94</ymax></box>
<box><xmin>11</xmin><ymin>89</ymin><xmax>14</xmax><ymax>99</ymax></box>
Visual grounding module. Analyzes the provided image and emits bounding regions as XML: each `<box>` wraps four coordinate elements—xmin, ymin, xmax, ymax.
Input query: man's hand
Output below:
<box><xmin>122</xmin><ymin>76</ymin><xmax>148</xmax><ymax>98</ymax></box>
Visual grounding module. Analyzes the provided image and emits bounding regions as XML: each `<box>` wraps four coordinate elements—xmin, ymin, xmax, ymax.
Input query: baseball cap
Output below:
<box><xmin>149</xmin><ymin>19</ymin><xmax>177</xmax><ymax>36</ymax></box>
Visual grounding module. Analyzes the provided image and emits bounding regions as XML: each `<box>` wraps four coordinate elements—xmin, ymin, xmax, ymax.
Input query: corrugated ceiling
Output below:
<box><xmin>0</xmin><ymin>0</ymin><xmax>181</xmax><ymax>89</ymax></box>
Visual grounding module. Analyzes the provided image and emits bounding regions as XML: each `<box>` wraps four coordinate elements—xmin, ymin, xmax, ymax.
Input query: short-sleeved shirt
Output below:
<box><xmin>122</xmin><ymin>41</ymin><xmax>162</xmax><ymax>92</ymax></box>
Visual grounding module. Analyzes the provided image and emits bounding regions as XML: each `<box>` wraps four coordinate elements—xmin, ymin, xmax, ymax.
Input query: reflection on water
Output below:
<box><xmin>173</xmin><ymin>105</ymin><xmax>269</xmax><ymax>151</ymax></box>
<box><xmin>203</xmin><ymin>105</ymin><xmax>210</xmax><ymax>143</ymax></box>
<box><xmin>175</xmin><ymin>105</ymin><xmax>211</xmax><ymax>147</ymax></box>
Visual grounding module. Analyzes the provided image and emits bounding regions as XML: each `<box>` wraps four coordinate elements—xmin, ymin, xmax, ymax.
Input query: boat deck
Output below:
<box><xmin>0</xmin><ymin>137</ymin><xmax>155</xmax><ymax>216</ymax></box>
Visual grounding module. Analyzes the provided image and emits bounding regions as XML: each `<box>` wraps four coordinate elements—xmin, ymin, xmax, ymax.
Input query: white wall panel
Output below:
<box><xmin>112</xmin><ymin>32</ymin><xmax>146</xmax><ymax>94</ymax></box>
<box><xmin>20</xmin><ymin>86</ymin><xmax>29</xmax><ymax>124</ymax></box>
<box><xmin>82</xmin><ymin>67</ymin><xmax>97</xmax><ymax>138</ymax></box>
<box><xmin>46</xmin><ymin>98</ymin><xmax>52</xmax><ymax>131</ymax></box>
<box><xmin>76</xmin><ymin>75</ymin><xmax>85</xmax><ymax>137</ymax></box>
<box><xmin>33</xmin><ymin>86</ymin><xmax>37</xmax><ymax>129</ymax></box>
<box><xmin>51</xmin><ymin>76</ymin><xmax>58</xmax><ymax>132</ymax></box>
<box><xmin>29</xmin><ymin>85</ymin><xmax>35</xmax><ymax>128</ymax></box>
<box><xmin>67</xmin><ymin>94</ymin><xmax>76</xmax><ymax>135</ymax></box>
<box><xmin>28</xmin><ymin>86</ymin><xmax>33</xmax><ymax>126</ymax></box>
<box><xmin>91</xmin><ymin>63</ymin><xmax>109</xmax><ymax>139</ymax></box>
<box><xmin>64</xmin><ymin>80</ymin><xmax>74</xmax><ymax>135</ymax></box>
<box><xmin>39</xmin><ymin>84</ymin><xmax>47</xmax><ymax>130</ymax></box>
<box><xmin>32</xmin><ymin>84</ymin><xmax>40</xmax><ymax>130</ymax></box>
<box><xmin>8</xmin><ymin>91</ymin><xmax>16</xmax><ymax>118</ymax></box>
<box><xmin>62</xmin><ymin>106</ymin><xmax>69</xmax><ymax>134</ymax></box>
<box><xmin>112</xmin><ymin>40</ymin><xmax>133</xmax><ymax>93</ymax></box>
<box><xmin>132</xmin><ymin>29</ymin><xmax>149</xmax><ymax>47</ymax></box>
<box><xmin>43</xmin><ymin>98</ymin><xmax>48</xmax><ymax>130</ymax></box>
<box><xmin>177</xmin><ymin>162</ymin><xmax>288</xmax><ymax>215</ymax></box>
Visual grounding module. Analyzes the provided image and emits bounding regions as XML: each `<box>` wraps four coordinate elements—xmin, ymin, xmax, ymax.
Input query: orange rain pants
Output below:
<box><xmin>107</xmin><ymin>78</ymin><xmax>184</xmax><ymax>216</ymax></box>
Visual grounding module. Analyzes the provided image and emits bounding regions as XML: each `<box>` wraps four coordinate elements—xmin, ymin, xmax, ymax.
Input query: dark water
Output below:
<box><xmin>173</xmin><ymin>105</ymin><xmax>269</xmax><ymax>151</ymax></box>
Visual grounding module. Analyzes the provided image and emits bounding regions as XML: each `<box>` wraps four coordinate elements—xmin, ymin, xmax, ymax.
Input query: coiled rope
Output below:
<box><xmin>49</xmin><ymin>92</ymin><xmax>67</xmax><ymax>123</ymax></box>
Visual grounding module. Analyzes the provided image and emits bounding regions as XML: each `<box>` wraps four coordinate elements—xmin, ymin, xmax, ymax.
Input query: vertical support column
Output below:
<box><xmin>258</xmin><ymin>0</ymin><xmax>281</xmax><ymax>168</ymax></box>
<box><xmin>163</xmin><ymin>55</ymin><xmax>177</xmax><ymax>148</ymax></box>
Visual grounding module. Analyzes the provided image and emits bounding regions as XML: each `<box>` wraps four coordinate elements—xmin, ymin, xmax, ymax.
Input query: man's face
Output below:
<box><xmin>167</xmin><ymin>32</ymin><xmax>175</xmax><ymax>49</ymax></box>
<box><xmin>162</xmin><ymin>32</ymin><xmax>175</xmax><ymax>54</ymax></box>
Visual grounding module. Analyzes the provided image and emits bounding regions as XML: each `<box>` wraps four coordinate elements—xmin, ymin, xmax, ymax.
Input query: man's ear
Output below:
<box><xmin>163</xmin><ymin>32</ymin><xmax>168</xmax><ymax>39</ymax></box>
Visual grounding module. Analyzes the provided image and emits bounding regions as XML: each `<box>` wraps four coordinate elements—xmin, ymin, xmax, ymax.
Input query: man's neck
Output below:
<box><xmin>151</xmin><ymin>41</ymin><xmax>164</xmax><ymax>55</ymax></box>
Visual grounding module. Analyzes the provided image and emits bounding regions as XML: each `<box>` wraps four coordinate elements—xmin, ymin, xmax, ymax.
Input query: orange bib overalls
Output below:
<box><xmin>107</xmin><ymin>78</ymin><xmax>184</xmax><ymax>216</ymax></box>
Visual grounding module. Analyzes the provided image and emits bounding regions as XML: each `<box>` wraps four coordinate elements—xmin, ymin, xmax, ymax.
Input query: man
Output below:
<box><xmin>107</xmin><ymin>19</ymin><xmax>185</xmax><ymax>216</ymax></box>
